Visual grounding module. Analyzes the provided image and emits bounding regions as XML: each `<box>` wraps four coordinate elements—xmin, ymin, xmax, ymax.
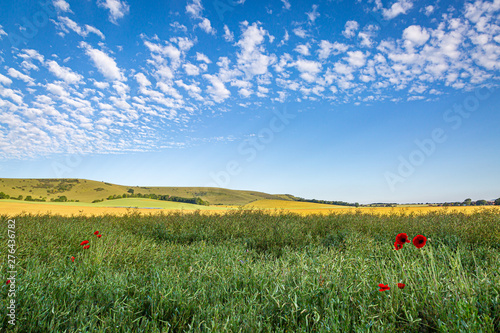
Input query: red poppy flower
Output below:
<box><xmin>71</xmin><ymin>256</ymin><xmax>75</xmax><ymax>262</ymax></box>
<box><xmin>378</xmin><ymin>283</ymin><xmax>390</xmax><ymax>291</ymax></box>
<box><xmin>397</xmin><ymin>283</ymin><xmax>405</xmax><ymax>289</ymax></box>
<box><xmin>395</xmin><ymin>233</ymin><xmax>410</xmax><ymax>245</ymax></box>
<box><xmin>80</xmin><ymin>240</ymin><xmax>89</xmax><ymax>246</ymax></box>
<box><xmin>94</xmin><ymin>231</ymin><xmax>99</xmax><ymax>235</ymax></box>
<box><xmin>97</xmin><ymin>234</ymin><xmax>102</xmax><ymax>238</ymax></box>
<box><xmin>83</xmin><ymin>245</ymin><xmax>90</xmax><ymax>249</ymax></box>
<box><xmin>394</xmin><ymin>242</ymin><xmax>403</xmax><ymax>250</ymax></box>
<box><xmin>413</xmin><ymin>235</ymin><xmax>427</xmax><ymax>248</ymax></box>
<box><xmin>6</xmin><ymin>280</ymin><xmax>10</xmax><ymax>285</ymax></box>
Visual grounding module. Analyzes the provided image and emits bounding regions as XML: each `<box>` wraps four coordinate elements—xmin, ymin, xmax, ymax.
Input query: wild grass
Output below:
<box><xmin>1</xmin><ymin>209</ymin><xmax>499</xmax><ymax>332</ymax></box>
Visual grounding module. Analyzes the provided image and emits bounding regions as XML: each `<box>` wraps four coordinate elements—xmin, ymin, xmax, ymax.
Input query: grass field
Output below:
<box><xmin>1</xmin><ymin>209</ymin><xmax>500</xmax><ymax>332</ymax></box>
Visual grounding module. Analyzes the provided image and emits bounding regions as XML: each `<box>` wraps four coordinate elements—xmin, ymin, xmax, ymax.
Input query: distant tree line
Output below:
<box><xmin>440</xmin><ymin>198</ymin><xmax>498</xmax><ymax>206</ymax></box>
<box><xmin>293</xmin><ymin>197</ymin><xmax>359</xmax><ymax>207</ymax></box>
<box><xmin>0</xmin><ymin>192</ymin><xmax>74</xmax><ymax>203</ymax></box>
<box><xmin>104</xmin><ymin>189</ymin><xmax>210</xmax><ymax>206</ymax></box>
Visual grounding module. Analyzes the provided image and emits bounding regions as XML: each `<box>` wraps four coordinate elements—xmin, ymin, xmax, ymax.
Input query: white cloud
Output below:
<box><xmin>381</xmin><ymin>0</ymin><xmax>414</xmax><ymax>20</ymax></box>
<box><xmin>257</xmin><ymin>86</ymin><xmax>269</xmax><ymax>97</ymax></box>
<box><xmin>278</xmin><ymin>30</ymin><xmax>289</xmax><ymax>47</ymax></box>
<box><xmin>80</xmin><ymin>42</ymin><xmax>126</xmax><ymax>81</ymax></box>
<box><xmin>7</xmin><ymin>68</ymin><xmax>35</xmax><ymax>86</ymax></box>
<box><xmin>403</xmin><ymin>25</ymin><xmax>430</xmax><ymax>47</ymax></box>
<box><xmin>295</xmin><ymin>59</ymin><xmax>322</xmax><ymax>82</ymax></box>
<box><xmin>0</xmin><ymin>87</ymin><xmax>24</xmax><ymax>104</ymax></box>
<box><xmin>294</xmin><ymin>44</ymin><xmax>310</xmax><ymax>56</ymax></box>
<box><xmin>293</xmin><ymin>27</ymin><xmax>308</xmax><ymax>38</ymax></box>
<box><xmin>157</xmin><ymin>82</ymin><xmax>183</xmax><ymax>100</ymax></box>
<box><xmin>46</xmin><ymin>82</ymin><xmax>69</xmax><ymax>97</ymax></box>
<box><xmin>317</xmin><ymin>40</ymin><xmax>349</xmax><ymax>59</ymax></box>
<box><xmin>97</xmin><ymin>0</ymin><xmax>130</xmax><ymax>24</ymax></box>
<box><xmin>21</xmin><ymin>61</ymin><xmax>39</xmax><ymax>71</ymax></box>
<box><xmin>0</xmin><ymin>25</ymin><xmax>6</xmax><ymax>39</ymax></box>
<box><xmin>281</xmin><ymin>0</ymin><xmax>291</xmax><ymax>10</ymax></box>
<box><xmin>196</xmin><ymin>52</ymin><xmax>212</xmax><ymax>64</ymax></box>
<box><xmin>423</xmin><ymin>5</ymin><xmax>434</xmax><ymax>16</ymax></box>
<box><xmin>224</xmin><ymin>25</ymin><xmax>234</xmax><ymax>42</ymax></box>
<box><xmin>199</xmin><ymin>18</ymin><xmax>215</xmax><ymax>34</ymax></box>
<box><xmin>357</xmin><ymin>24</ymin><xmax>379</xmax><ymax>48</ymax></box>
<box><xmin>144</xmin><ymin>41</ymin><xmax>182</xmax><ymax>69</ymax></box>
<box><xmin>238</xmin><ymin>88</ymin><xmax>252</xmax><ymax>97</ymax></box>
<box><xmin>183</xmin><ymin>63</ymin><xmax>200</xmax><ymax>76</ymax></box>
<box><xmin>46</xmin><ymin>60</ymin><xmax>83</xmax><ymax>84</ymax></box>
<box><xmin>53</xmin><ymin>0</ymin><xmax>71</xmax><ymax>12</ymax></box>
<box><xmin>175</xmin><ymin>80</ymin><xmax>201</xmax><ymax>94</ymax></box>
<box><xmin>306</xmin><ymin>5</ymin><xmax>320</xmax><ymax>24</ymax></box>
<box><xmin>173</xmin><ymin>37</ymin><xmax>194</xmax><ymax>51</ymax></box>
<box><xmin>20</xmin><ymin>49</ymin><xmax>44</xmax><ymax>63</ymax></box>
<box><xmin>93</xmin><ymin>80</ymin><xmax>109</xmax><ymax>89</ymax></box>
<box><xmin>84</xmin><ymin>25</ymin><xmax>105</xmax><ymax>39</ymax></box>
<box><xmin>203</xmin><ymin>74</ymin><xmax>230</xmax><ymax>102</ymax></box>
<box><xmin>0</xmin><ymin>74</ymin><xmax>12</xmax><ymax>86</ymax></box>
<box><xmin>343</xmin><ymin>21</ymin><xmax>359</xmax><ymax>38</ymax></box>
<box><xmin>186</xmin><ymin>0</ymin><xmax>203</xmax><ymax>19</ymax></box>
<box><xmin>171</xmin><ymin>22</ymin><xmax>188</xmax><ymax>33</ymax></box>
<box><xmin>236</xmin><ymin>22</ymin><xmax>275</xmax><ymax>77</ymax></box>
<box><xmin>345</xmin><ymin>51</ymin><xmax>367</xmax><ymax>67</ymax></box>
<box><xmin>134</xmin><ymin>73</ymin><xmax>151</xmax><ymax>87</ymax></box>
<box><xmin>55</xmin><ymin>17</ymin><xmax>105</xmax><ymax>39</ymax></box>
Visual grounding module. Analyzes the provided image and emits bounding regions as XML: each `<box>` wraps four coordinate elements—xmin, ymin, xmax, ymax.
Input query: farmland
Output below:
<box><xmin>1</xmin><ymin>209</ymin><xmax>500</xmax><ymax>332</ymax></box>
<box><xmin>1</xmin><ymin>178</ymin><xmax>499</xmax><ymax>332</ymax></box>
<box><xmin>1</xmin><ymin>197</ymin><xmax>499</xmax><ymax>217</ymax></box>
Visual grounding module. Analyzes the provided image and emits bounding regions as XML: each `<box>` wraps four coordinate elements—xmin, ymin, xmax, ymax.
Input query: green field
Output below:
<box><xmin>0</xmin><ymin>198</ymin><xmax>231</xmax><ymax>210</ymax></box>
<box><xmin>1</xmin><ymin>209</ymin><xmax>499</xmax><ymax>332</ymax></box>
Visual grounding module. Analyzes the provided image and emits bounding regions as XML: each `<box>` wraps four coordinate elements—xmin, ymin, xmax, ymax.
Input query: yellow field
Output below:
<box><xmin>244</xmin><ymin>199</ymin><xmax>350</xmax><ymax>210</ymax></box>
<box><xmin>0</xmin><ymin>200</ymin><xmax>236</xmax><ymax>217</ymax></box>
<box><xmin>1</xmin><ymin>199</ymin><xmax>499</xmax><ymax>217</ymax></box>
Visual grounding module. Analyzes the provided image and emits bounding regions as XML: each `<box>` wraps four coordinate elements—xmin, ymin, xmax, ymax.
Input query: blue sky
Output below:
<box><xmin>0</xmin><ymin>0</ymin><xmax>499</xmax><ymax>204</ymax></box>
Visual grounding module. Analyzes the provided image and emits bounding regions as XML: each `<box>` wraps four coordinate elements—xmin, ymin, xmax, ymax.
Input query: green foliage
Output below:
<box><xmin>1</xmin><ymin>210</ymin><xmax>500</xmax><ymax>332</ymax></box>
<box><xmin>52</xmin><ymin>195</ymin><xmax>68</xmax><ymax>202</ymax></box>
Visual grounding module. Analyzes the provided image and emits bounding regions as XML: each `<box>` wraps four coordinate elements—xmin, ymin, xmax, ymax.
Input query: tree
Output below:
<box><xmin>463</xmin><ymin>198</ymin><xmax>472</xmax><ymax>206</ymax></box>
<box><xmin>127</xmin><ymin>188</ymin><xmax>134</xmax><ymax>195</ymax></box>
<box><xmin>475</xmin><ymin>200</ymin><xmax>487</xmax><ymax>206</ymax></box>
<box><xmin>0</xmin><ymin>192</ymin><xmax>9</xmax><ymax>199</ymax></box>
<box><xmin>495</xmin><ymin>198</ymin><xmax>500</xmax><ymax>205</ymax></box>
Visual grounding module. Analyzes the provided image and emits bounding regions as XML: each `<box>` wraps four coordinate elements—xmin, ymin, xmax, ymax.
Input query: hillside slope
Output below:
<box><xmin>0</xmin><ymin>178</ymin><xmax>292</xmax><ymax>205</ymax></box>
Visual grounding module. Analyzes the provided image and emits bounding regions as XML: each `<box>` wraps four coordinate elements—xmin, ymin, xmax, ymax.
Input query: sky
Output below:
<box><xmin>0</xmin><ymin>0</ymin><xmax>499</xmax><ymax>204</ymax></box>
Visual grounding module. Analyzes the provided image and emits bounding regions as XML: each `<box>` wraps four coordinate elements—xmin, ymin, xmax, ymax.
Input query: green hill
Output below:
<box><xmin>0</xmin><ymin>178</ymin><xmax>293</xmax><ymax>206</ymax></box>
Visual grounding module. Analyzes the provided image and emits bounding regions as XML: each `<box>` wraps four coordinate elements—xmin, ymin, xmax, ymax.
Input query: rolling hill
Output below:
<box><xmin>0</xmin><ymin>178</ymin><xmax>294</xmax><ymax>206</ymax></box>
